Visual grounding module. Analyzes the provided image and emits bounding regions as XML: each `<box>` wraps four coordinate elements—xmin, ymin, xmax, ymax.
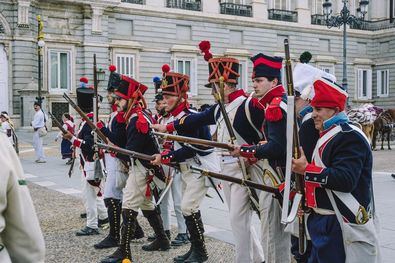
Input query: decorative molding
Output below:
<box><xmin>91</xmin><ymin>6</ymin><xmax>105</xmax><ymax>34</ymax></box>
<box><xmin>17</xmin><ymin>0</ymin><xmax>30</xmax><ymax>27</ymax></box>
<box><xmin>170</xmin><ymin>44</ymin><xmax>199</xmax><ymax>53</ymax></box>
<box><xmin>353</xmin><ymin>58</ymin><xmax>374</xmax><ymax>65</ymax></box>
<box><xmin>224</xmin><ymin>48</ymin><xmax>250</xmax><ymax>57</ymax></box>
<box><xmin>110</xmin><ymin>39</ymin><xmax>143</xmax><ymax>49</ymax></box>
<box><xmin>315</xmin><ymin>55</ymin><xmax>338</xmax><ymax>63</ymax></box>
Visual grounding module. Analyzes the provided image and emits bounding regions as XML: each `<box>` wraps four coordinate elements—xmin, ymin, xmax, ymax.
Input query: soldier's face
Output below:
<box><xmin>163</xmin><ymin>95</ymin><xmax>178</xmax><ymax>112</ymax></box>
<box><xmin>312</xmin><ymin>107</ymin><xmax>338</xmax><ymax>131</ymax></box>
<box><xmin>116</xmin><ymin>98</ymin><xmax>128</xmax><ymax>112</ymax></box>
<box><xmin>155</xmin><ymin>100</ymin><xmax>167</xmax><ymax>113</ymax></box>
<box><xmin>253</xmin><ymin>77</ymin><xmax>277</xmax><ymax>98</ymax></box>
<box><xmin>107</xmin><ymin>92</ymin><xmax>115</xmax><ymax>104</ymax></box>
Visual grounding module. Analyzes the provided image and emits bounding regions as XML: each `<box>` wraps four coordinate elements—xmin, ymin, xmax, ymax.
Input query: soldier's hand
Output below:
<box><xmin>62</xmin><ymin>131</ymin><xmax>73</xmax><ymax>141</ymax></box>
<box><xmin>151</xmin><ymin>154</ymin><xmax>162</xmax><ymax>166</ymax></box>
<box><xmin>291</xmin><ymin>147</ymin><xmax>308</xmax><ymax>174</ymax></box>
<box><xmin>151</xmin><ymin>124</ymin><xmax>167</xmax><ymax>133</ymax></box>
<box><xmin>230</xmin><ymin>145</ymin><xmax>241</xmax><ymax>157</ymax></box>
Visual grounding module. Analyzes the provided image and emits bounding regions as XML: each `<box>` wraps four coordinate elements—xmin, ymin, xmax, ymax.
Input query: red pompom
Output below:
<box><xmin>136</xmin><ymin>110</ymin><xmax>149</xmax><ymax>134</ymax></box>
<box><xmin>199</xmin><ymin>40</ymin><xmax>211</xmax><ymax>53</ymax></box>
<box><xmin>162</xmin><ymin>64</ymin><xmax>171</xmax><ymax>74</ymax></box>
<box><xmin>109</xmin><ymin>65</ymin><xmax>116</xmax><ymax>72</ymax></box>
<box><xmin>203</xmin><ymin>52</ymin><xmax>213</xmax><ymax>62</ymax></box>
<box><xmin>80</xmin><ymin>77</ymin><xmax>88</xmax><ymax>83</ymax></box>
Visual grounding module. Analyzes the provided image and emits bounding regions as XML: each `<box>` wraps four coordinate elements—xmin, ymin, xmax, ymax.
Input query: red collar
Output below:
<box><xmin>259</xmin><ymin>85</ymin><xmax>285</xmax><ymax>106</ymax></box>
<box><xmin>319</xmin><ymin>125</ymin><xmax>336</xmax><ymax>138</ymax></box>
<box><xmin>170</xmin><ymin>101</ymin><xmax>189</xmax><ymax>117</ymax></box>
<box><xmin>228</xmin><ymin>89</ymin><xmax>247</xmax><ymax>103</ymax></box>
<box><xmin>111</xmin><ymin>104</ymin><xmax>117</xmax><ymax>112</ymax></box>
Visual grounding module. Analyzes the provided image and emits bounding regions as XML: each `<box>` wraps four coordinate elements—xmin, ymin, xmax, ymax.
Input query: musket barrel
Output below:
<box><xmin>96</xmin><ymin>142</ymin><xmax>155</xmax><ymax>161</ymax></box>
<box><xmin>49</xmin><ymin>112</ymin><xmax>68</xmax><ymax>134</ymax></box>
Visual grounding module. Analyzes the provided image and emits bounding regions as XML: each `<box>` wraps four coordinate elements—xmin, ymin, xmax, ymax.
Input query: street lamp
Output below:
<box><xmin>37</xmin><ymin>15</ymin><xmax>45</xmax><ymax>105</ymax></box>
<box><xmin>323</xmin><ymin>0</ymin><xmax>369</xmax><ymax>99</ymax></box>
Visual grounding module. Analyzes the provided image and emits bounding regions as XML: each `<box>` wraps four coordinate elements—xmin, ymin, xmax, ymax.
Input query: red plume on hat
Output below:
<box><xmin>199</xmin><ymin>40</ymin><xmax>213</xmax><ymax>62</ymax></box>
<box><xmin>80</xmin><ymin>77</ymin><xmax>88</xmax><ymax>83</ymax></box>
<box><xmin>162</xmin><ymin>64</ymin><xmax>171</xmax><ymax>75</ymax></box>
<box><xmin>109</xmin><ymin>65</ymin><xmax>116</xmax><ymax>72</ymax></box>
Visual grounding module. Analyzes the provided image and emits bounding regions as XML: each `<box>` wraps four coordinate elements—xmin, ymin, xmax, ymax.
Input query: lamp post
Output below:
<box><xmin>323</xmin><ymin>0</ymin><xmax>369</xmax><ymax>97</ymax></box>
<box><xmin>37</xmin><ymin>15</ymin><xmax>45</xmax><ymax>105</ymax></box>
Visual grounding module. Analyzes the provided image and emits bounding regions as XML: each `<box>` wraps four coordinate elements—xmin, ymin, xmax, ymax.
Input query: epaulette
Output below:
<box><xmin>265</xmin><ymin>97</ymin><xmax>283</xmax><ymax>122</ymax></box>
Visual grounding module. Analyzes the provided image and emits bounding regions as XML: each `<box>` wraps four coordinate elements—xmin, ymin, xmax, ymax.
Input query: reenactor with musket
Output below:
<box><xmin>100</xmin><ymin>75</ymin><xmax>170</xmax><ymax>263</ymax></box>
<box><xmin>152</xmin><ymin>41</ymin><xmax>265</xmax><ymax>263</ymax></box>
<box><xmin>151</xmin><ymin>65</ymin><xmax>221</xmax><ymax>262</ymax></box>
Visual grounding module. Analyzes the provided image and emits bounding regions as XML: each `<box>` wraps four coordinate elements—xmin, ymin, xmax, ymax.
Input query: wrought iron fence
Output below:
<box><xmin>121</xmin><ymin>0</ymin><xmax>145</xmax><ymax>4</ymax></box>
<box><xmin>220</xmin><ymin>3</ymin><xmax>252</xmax><ymax>17</ymax></box>
<box><xmin>350</xmin><ymin>19</ymin><xmax>395</xmax><ymax>31</ymax></box>
<box><xmin>166</xmin><ymin>0</ymin><xmax>202</xmax><ymax>11</ymax></box>
<box><xmin>311</xmin><ymin>14</ymin><xmax>326</xmax><ymax>25</ymax></box>
<box><xmin>268</xmin><ymin>9</ymin><xmax>298</xmax><ymax>22</ymax></box>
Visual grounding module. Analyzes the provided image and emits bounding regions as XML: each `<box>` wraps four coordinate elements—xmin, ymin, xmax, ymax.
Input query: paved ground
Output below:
<box><xmin>17</xmin><ymin>129</ymin><xmax>395</xmax><ymax>262</ymax></box>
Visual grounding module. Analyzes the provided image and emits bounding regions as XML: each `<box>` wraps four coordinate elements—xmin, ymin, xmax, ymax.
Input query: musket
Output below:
<box><xmin>283</xmin><ymin>39</ymin><xmax>306</xmax><ymax>255</ymax></box>
<box><xmin>63</xmin><ymin>93</ymin><xmax>108</xmax><ymax>144</ymax></box>
<box><xmin>152</xmin><ymin>131</ymin><xmax>235</xmax><ymax>151</ymax></box>
<box><xmin>49</xmin><ymin>112</ymin><xmax>76</xmax><ymax>177</ymax></box>
<box><xmin>212</xmin><ymin>79</ymin><xmax>261</xmax><ymax>215</ymax></box>
<box><xmin>96</xmin><ymin>142</ymin><xmax>279</xmax><ymax>197</ymax></box>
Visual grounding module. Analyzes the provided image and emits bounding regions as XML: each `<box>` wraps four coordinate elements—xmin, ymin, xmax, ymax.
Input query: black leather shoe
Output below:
<box><xmin>94</xmin><ymin>235</ymin><xmax>119</xmax><ymax>249</ymax></box>
<box><xmin>171</xmin><ymin>233</ymin><xmax>190</xmax><ymax>246</ymax></box>
<box><xmin>98</xmin><ymin>218</ymin><xmax>109</xmax><ymax>228</ymax></box>
<box><xmin>76</xmin><ymin>226</ymin><xmax>99</xmax><ymax>236</ymax></box>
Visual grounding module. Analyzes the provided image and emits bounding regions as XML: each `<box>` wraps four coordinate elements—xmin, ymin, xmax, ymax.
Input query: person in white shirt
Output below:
<box><xmin>31</xmin><ymin>102</ymin><xmax>46</xmax><ymax>163</ymax></box>
<box><xmin>0</xmin><ymin>112</ymin><xmax>14</xmax><ymax>146</ymax></box>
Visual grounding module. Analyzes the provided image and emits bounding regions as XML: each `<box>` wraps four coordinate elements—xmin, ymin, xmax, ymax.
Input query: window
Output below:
<box><xmin>356</xmin><ymin>69</ymin><xmax>372</xmax><ymax>100</ymax></box>
<box><xmin>115</xmin><ymin>19</ymin><xmax>133</xmax><ymax>36</ymax></box>
<box><xmin>269</xmin><ymin>0</ymin><xmax>292</xmax><ymax>10</ymax></box>
<box><xmin>116</xmin><ymin>54</ymin><xmax>135</xmax><ymax>77</ymax></box>
<box><xmin>230</xmin><ymin>30</ymin><xmax>243</xmax><ymax>45</ymax></box>
<box><xmin>377</xmin><ymin>70</ymin><xmax>389</xmax><ymax>97</ymax></box>
<box><xmin>238</xmin><ymin>60</ymin><xmax>248</xmax><ymax>90</ymax></box>
<box><xmin>173</xmin><ymin>57</ymin><xmax>197</xmax><ymax>95</ymax></box>
<box><xmin>176</xmin><ymin>25</ymin><xmax>192</xmax><ymax>41</ymax></box>
<box><xmin>309</xmin><ymin>0</ymin><xmax>323</xmax><ymax>14</ymax></box>
<box><xmin>49</xmin><ymin>50</ymin><xmax>71</xmax><ymax>92</ymax></box>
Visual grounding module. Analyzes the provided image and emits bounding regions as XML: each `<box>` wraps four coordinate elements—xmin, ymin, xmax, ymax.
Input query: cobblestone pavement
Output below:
<box><xmin>29</xmin><ymin>183</ymin><xmax>235</xmax><ymax>263</ymax></box>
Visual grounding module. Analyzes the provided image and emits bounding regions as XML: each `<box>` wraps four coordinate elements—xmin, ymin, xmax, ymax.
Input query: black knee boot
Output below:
<box><xmin>95</xmin><ymin>198</ymin><xmax>121</xmax><ymax>249</ymax></box>
<box><xmin>100</xmin><ymin>209</ymin><xmax>138</xmax><ymax>263</ymax></box>
<box><xmin>132</xmin><ymin>218</ymin><xmax>144</xmax><ymax>240</ymax></box>
<box><xmin>141</xmin><ymin>210</ymin><xmax>170</xmax><ymax>251</ymax></box>
<box><xmin>184</xmin><ymin>211</ymin><xmax>208</xmax><ymax>263</ymax></box>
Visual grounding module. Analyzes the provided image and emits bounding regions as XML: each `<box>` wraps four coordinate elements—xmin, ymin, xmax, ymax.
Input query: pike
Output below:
<box><xmin>49</xmin><ymin>112</ymin><xmax>76</xmax><ymax>178</ymax></box>
<box><xmin>281</xmin><ymin>38</ymin><xmax>307</xmax><ymax>255</ymax></box>
<box><xmin>96</xmin><ymin>142</ymin><xmax>279</xmax><ymax>197</ymax></box>
<box><xmin>152</xmin><ymin>131</ymin><xmax>235</xmax><ymax>151</ymax></box>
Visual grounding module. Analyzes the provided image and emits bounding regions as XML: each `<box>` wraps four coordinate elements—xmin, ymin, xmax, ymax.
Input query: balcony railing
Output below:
<box><xmin>220</xmin><ymin>3</ymin><xmax>252</xmax><ymax>17</ymax></box>
<box><xmin>268</xmin><ymin>9</ymin><xmax>298</xmax><ymax>23</ymax></box>
<box><xmin>121</xmin><ymin>0</ymin><xmax>145</xmax><ymax>4</ymax></box>
<box><xmin>167</xmin><ymin>0</ymin><xmax>202</xmax><ymax>11</ymax></box>
<box><xmin>350</xmin><ymin>19</ymin><xmax>395</xmax><ymax>31</ymax></box>
<box><xmin>311</xmin><ymin>14</ymin><xmax>326</xmax><ymax>25</ymax></box>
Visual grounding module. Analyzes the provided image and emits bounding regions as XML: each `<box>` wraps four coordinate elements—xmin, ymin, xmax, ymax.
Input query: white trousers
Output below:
<box><xmin>160</xmin><ymin>168</ymin><xmax>187</xmax><ymax>233</ymax></box>
<box><xmin>103</xmin><ymin>154</ymin><xmax>124</xmax><ymax>200</ymax></box>
<box><xmin>181</xmin><ymin>169</ymin><xmax>208</xmax><ymax>217</ymax></box>
<box><xmin>32</xmin><ymin>131</ymin><xmax>45</xmax><ymax>160</ymax></box>
<box><xmin>81</xmin><ymin>172</ymin><xmax>107</xmax><ymax>229</ymax></box>
<box><xmin>259</xmin><ymin>191</ymin><xmax>291</xmax><ymax>263</ymax></box>
<box><xmin>122</xmin><ymin>162</ymin><xmax>155</xmax><ymax>211</ymax></box>
<box><xmin>221</xmin><ymin>162</ymin><xmax>265</xmax><ymax>263</ymax></box>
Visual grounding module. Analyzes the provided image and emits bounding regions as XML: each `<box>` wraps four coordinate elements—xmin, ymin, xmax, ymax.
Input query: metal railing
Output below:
<box><xmin>0</xmin><ymin>23</ymin><xmax>4</xmax><ymax>34</ymax></box>
<box><xmin>350</xmin><ymin>19</ymin><xmax>395</xmax><ymax>31</ymax></box>
<box><xmin>121</xmin><ymin>0</ymin><xmax>145</xmax><ymax>4</ymax></box>
<box><xmin>268</xmin><ymin>9</ymin><xmax>298</xmax><ymax>22</ymax></box>
<box><xmin>220</xmin><ymin>3</ymin><xmax>252</xmax><ymax>17</ymax></box>
<box><xmin>311</xmin><ymin>14</ymin><xmax>326</xmax><ymax>25</ymax></box>
<box><xmin>167</xmin><ymin>0</ymin><xmax>202</xmax><ymax>11</ymax></box>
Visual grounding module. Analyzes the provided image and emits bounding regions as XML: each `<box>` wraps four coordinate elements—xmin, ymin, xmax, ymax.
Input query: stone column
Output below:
<box><xmin>296</xmin><ymin>0</ymin><xmax>311</xmax><ymax>25</ymax></box>
<box><xmin>252</xmin><ymin>0</ymin><xmax>268</xmax><ymax>21</ymax></box>
<box><xmin>202</xmin><ymin>0</ymin><xmax>220</xmax><ymax>14</ymax></box>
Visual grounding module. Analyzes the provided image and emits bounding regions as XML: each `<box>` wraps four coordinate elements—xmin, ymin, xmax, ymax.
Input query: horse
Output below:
<box><xmin>372</xmin><ymin>110</ymin><xmax>394</xmax><ymax>150</ymax></box>
<box><xmin>347</xmin><ymin>104</ymin><xmax>380</xmax><ymax>145</ymax></box>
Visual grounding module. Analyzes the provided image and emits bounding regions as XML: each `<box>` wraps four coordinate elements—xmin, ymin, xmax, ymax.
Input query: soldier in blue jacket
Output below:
<box><xmin>100</xmin><ymin>76</ymin><xmax>170</xmax><ymax>263</ymax></box>
<box><xmin>153</xmin><ymin>51</ymin><xmax>266</xmax><ymax>263</ymax></box>
<box><xmin>94</xmin><ymin>66</ymin><xmax>144</xmax><ymax>250</ymax></box>
<box><xmin>231</xmin><ymin>53</ymin><xmax>291</xmax><ymax>263</ymax></box>
<box><xmin>292</xmin><ymin>77</ymin><xmax>375</xmax><ymax>263</ymax></box>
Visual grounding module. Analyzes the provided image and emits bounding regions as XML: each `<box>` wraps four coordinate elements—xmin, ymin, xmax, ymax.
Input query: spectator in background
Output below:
<box><xmin>55</xmin><ymin>113</ymin><xmax>75</xmax><ymax>164</ymax></box>
<box><xmin>31</xmin><ymin>102</ymin><xmax>46</xmax><ymax>163</ymax></box>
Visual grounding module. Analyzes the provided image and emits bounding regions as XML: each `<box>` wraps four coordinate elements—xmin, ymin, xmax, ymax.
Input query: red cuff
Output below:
<box><xmin>305</xmin><ymin>163</ymin><xmax>324</xmax><ymax>176</ymax></box>
<box><xmin>161</xmin><ymin>150</ymin><xmax>174</xmax><ymax>165</ymax></box>
<box><xmin>239</xmin><ymin>144</ymin><xmax>257</xmax><ymax>159</ymax></box>
<box><xmin>97</xmin><ymin>121</ymin><xmax>104</xmax><ymax>130</ymax></box>
<box><xmin>73</xmin><ymin>138</ymin><xmax>82</xmax><ymax>148</ymax></box>
<box><xmin>166</xmin><ymin>123</ymin><xmax>175</xmax><ymax>133</ymax></box>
